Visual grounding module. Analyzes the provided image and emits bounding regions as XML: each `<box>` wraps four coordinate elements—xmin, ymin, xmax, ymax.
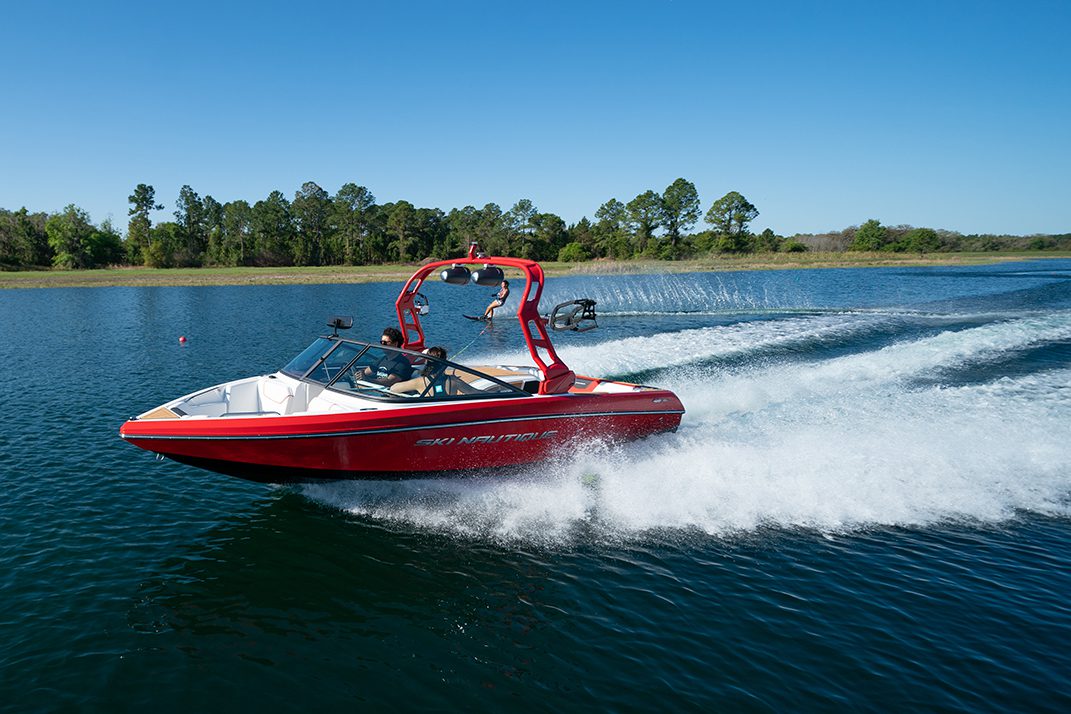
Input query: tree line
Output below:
<box><xmin>1</xmin><ymin>180</ymin><xmax>1068</xmax><ymax>270</ymax></box>
<box><xmin>797</xmin><ymin>220</ymin><xmax>1071</xmax><ymax>253</ymax></box>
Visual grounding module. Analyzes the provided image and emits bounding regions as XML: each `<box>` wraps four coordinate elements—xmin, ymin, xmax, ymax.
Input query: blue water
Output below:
<box><xmin>2</xmin><ymin>260</ymin><xmax>1071</xmax><ymax>711</ymax></box>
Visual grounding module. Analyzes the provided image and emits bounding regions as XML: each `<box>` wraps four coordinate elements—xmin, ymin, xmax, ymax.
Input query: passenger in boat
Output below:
<box><xmin>483</xmin><ymin>280</ymin><xmax>510</xmax><ymax>320</ymax></box>
<box><xmin>390</xmin><ymin>346</ymin><xmax>449</xmax><ymax>396</ymax></box>
<box><xmin>361</xmin><ymin>327</ymin><xmax>411</xmax><ymax>386</ymax></box>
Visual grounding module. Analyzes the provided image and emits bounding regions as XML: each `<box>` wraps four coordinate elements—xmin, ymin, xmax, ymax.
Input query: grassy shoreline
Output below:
<box><xmin>2</xmin><ymin>252</ymin><xmax>1068</xmax><ymax>289</ymax></box>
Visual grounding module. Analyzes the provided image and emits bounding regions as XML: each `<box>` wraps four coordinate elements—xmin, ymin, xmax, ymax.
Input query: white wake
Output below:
<box><xmin>301</xmin><ymin>313</ymin><xmax>1071</xmax><ymax>542</ymax></box>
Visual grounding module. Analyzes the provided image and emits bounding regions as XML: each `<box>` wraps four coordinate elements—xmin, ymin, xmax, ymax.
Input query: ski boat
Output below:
<box><xmin>119</xmin><ymin>245</ymin><xmax>685</xmax><ymax>483</ymax></box>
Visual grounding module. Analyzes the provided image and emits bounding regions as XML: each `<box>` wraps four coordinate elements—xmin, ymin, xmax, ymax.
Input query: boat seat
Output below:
<box><xmin>289</xmin><ymin>381</ymin><xmax>310</xmax><ymax>413</ymax></box>
<box><xmin>442</xmin><ymin>374</ymin><xmax>480</xmax><ymax>396</ymax></box>
<box><xmin>259</xmin><ymin>378</ymin><xmax>293</xmax><ymax>414</ymax></box>
<box><xmin>225</xmin><ymin>380</ymin><xmax>260</xmax><ymax>413</ymax></box>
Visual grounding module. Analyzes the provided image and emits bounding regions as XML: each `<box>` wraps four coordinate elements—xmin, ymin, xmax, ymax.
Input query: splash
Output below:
<box><xmin>540</xmin><ymin>272</ymin><xmax>798</xmax><ymax>315</ymax></box>
<box><xmin>679</xmin><ymin>311</ymin><xmax>1071</xmax><ymax>418</ymax></box>
<box><xmin>473</xmin><ymin>309</ymin><xmax>1070</xmax><ymax>379</ymax></box>
<box><xmin>600</xmin><ymin>369</ymin><xmax>1071</xmax><ymax>535</ymax></box>
<box><xmin>301</xmin><ymin>313</ymin><xmax>1071</xmax><ymax>542</ymax></box>
<box><xmin>479</xmin><ymin>312</ymin><xmax>891</xmax><ymax>377</ymax></box>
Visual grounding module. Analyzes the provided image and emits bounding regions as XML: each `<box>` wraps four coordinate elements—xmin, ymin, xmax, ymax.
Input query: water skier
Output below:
<box><xmin>483</xmin><ymin>280</ymin><xmax>510</xmax><ymax>320</ymax></box>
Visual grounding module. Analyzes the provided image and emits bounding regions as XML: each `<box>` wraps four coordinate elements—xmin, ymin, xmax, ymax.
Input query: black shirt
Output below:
<box><xmin>373</xmin><ymin>351</ymin><xmax>411</xmax><ymax>383</ymax></box>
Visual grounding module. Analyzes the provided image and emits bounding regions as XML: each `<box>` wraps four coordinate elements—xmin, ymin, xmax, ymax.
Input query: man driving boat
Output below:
<box><xmin>361</xmin><ymin>327</ymin><xmax>410</xmax><ymax>386</ymax></box>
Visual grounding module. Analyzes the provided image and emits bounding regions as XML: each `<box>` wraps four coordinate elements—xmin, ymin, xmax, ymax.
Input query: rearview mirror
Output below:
<box><xmin>328</xmin><ymin>315</ymin><xmax>353</xmax><ymax>336</ymax></box>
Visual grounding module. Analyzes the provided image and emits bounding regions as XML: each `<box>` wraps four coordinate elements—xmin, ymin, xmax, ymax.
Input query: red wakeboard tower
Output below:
<box><xmin>394</xmin><ymin>243</ymin><xmax>576</xmax><ymax>394</ymax></box>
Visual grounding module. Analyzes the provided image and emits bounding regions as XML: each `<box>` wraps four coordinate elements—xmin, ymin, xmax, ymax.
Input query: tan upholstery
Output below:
<box><xmin>140</xmin><ymin>406</ymin><xmax>180</xmax><ymax>420</ymax></box>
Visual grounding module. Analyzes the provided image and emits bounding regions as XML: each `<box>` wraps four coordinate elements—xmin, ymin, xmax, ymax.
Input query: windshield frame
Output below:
<box><xmin>279</xmin><ymin>337</ymin><xmax>360</xmax><ymax>381</ymax></box>
<box><xmin>283</xmin><ymin>336</ymin><xmax>532</xmax><ymax>402</ymax></box>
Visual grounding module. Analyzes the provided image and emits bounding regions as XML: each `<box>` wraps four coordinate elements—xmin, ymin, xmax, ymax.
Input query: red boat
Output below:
<box><xmin>120</xmin><ymin>245</ymin><xmax>685</xmax><ymax>483</ymax></box>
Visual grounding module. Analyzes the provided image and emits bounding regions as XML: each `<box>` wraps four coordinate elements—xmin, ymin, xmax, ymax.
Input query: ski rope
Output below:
<box><xmin>451</xmin><ymin>321</ymin><xmax>490</xmax><ymax>360</ymax></box>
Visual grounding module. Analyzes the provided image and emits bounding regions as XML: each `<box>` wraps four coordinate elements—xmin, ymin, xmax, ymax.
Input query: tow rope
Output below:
<box><xmin>450</xmin><ymin>320</ymin><xmax>491</xmax><ymax>360</ymax></box>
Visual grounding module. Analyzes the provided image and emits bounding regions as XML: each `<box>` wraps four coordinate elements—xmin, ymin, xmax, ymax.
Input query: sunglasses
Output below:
<box><xmin>381</xmin><ymin>339</ymin><xmax>393</xmax><ymax>345</ymax></box>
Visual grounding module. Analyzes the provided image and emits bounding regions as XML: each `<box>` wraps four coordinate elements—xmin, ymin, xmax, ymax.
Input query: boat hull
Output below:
<box><xmin>120</xmin><ymin>391</ymin><xmax>684</xmax><ymax>483</ymax></box>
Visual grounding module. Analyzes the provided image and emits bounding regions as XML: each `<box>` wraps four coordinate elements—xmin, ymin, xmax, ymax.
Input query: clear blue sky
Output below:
<box><xmin>2</xmin><ymin>0</ymin><xmax>1068</xmax><ymax>236</ymax></box>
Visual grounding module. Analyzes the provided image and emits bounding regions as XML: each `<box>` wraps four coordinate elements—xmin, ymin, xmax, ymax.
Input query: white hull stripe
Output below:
<box><xmin>122</xmin><ymin>409</ymin><xmax>685</xmax><ymax>441</ymax></box>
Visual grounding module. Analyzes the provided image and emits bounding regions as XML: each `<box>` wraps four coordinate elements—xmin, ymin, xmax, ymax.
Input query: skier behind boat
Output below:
<box><xmin>482</xmin><ymin>280</ymin><xmax>510</xmax><ymax>320</ymax></box>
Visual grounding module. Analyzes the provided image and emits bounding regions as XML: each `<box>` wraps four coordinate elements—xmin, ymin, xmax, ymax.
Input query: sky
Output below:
<box><xmin>2</xmin><ymin>0</ymin><xmax>1068</xmax><ymax>236</ymax></box>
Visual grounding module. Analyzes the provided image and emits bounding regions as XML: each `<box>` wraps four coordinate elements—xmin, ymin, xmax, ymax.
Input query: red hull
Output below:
<box><xmin>120</xmin><ymin>390</ymin><xmax>684</xmax><ymax>483</ymax></box>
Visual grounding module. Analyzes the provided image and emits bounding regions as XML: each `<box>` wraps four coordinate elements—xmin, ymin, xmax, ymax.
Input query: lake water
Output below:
<box><xmin>2</xmin><ymin>260</ymin><xmax>1070</xmax><ymax>711</ymax></box>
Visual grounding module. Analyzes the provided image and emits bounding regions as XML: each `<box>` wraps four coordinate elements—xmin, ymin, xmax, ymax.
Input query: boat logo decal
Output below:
<box><xmin>415</xmin><ymin>430</ymin><xmax>558</xmax><ymax>447</ymax></box>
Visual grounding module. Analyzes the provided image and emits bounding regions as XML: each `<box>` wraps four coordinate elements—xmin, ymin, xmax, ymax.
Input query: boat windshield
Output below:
<box><xmin>281</xmin><ymin>337</ymin><xmax>338</xmax><ymax>379</ymax></box>
<box><xmin>281</xmin><ymin>337</ymin><xmax>529</xmax><ymax>401</ymax></box>
<box><xmin>281</xmin><ymin>337</ymin><xmax>381</xmax><ymax>385</ymax></box>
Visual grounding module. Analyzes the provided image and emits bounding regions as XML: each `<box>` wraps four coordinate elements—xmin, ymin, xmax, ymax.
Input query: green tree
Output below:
<box><xmin>173</xmin><ymin>185</ymin><xmax>207</xmax><ymax>266</ymax></box>
<box><xmin>219</xmin><ymin>200</ymin><xmax>252</xmax><ymax>266</ymax></box>
<box><xmin>0</xmin><ymin>208</ymin><xmax>51</xmax><ymax>267</ymax></box>
<box><xmin>567</xmin><ymin>217</ymin><xmax>597</xmax><ymax>256</ymax></box>
<box><xmin>705</xmin><ymin>191</ymin><xmax>759</xmax><ymax>244</ymax></box>
<box><xmin>713</xmin><ymin>231</ymin><xmax>752</xmax><ymax>253</ymax></box>
<box><xmin>594</xmin><ymin>198</ymin><xmax>631</xmax><ymax>258</ymax></box>
<box><xmin>849</xmin><ymin>219</ymin><xmax>888</xmax><ymax>251</ymax></box>
<box><xmin>626</xmin><ymin>190</ymin><xmax>663</xmax><ymax>253</ymax></box>
<box><xmin>754</xmin><ymin>228</ymin><xmax>783</xmax><ymax>252</ymax></box>
<box><xmin>661</xmin><ymin>178</ymin><xmax>700</xmax><ymax>247</ymax></box>
<box><xmin>897</xmin><ymin>227</ymin><xmax>940</xmax><ymax>253</ymax></box>
<box><xmin>558</xmin><ymin>241</ymin><xmax>590</xmax><ymax>262</ymax></box>
<box><xmin>127</xmin><ymin>184</ymin><xmax>162</xmax><ymax>265</ymax></box>
<box><xmin>414</xmin><ymin>207</ymin><xmax>448</xmax><ymax>259</ymax></box>
<box><xmin>362</xmin><ymin>204</ymin><xmax>391</xmax><ymax>261</ymax></box>
<box><xmin>202</xmin><ymin>196</ymin><xmax>224</xmax><ymax>264</ymax></box>
<box><xmin>455</xmin><ymin>203</ymin><xmax>506</xmax><ymax>255</ymax></box>
<box><xmin>291</xmin><ymin>181</ymin><xmax>332</xmax><ymax>265</ymax></box>
<box><xmin>386</xmin><ymin>200</ymin><xmax>417</xmax><ymax>262</ymax></box>
<box><xmin>0</xmin><ymin>210</ymin><xmax>18</xmax><ymax>266</ymax></box>
<box><xmin>504</xmin><ymin>199</ymin><xmax>537</xmax><ymax>254</ymax></box>
<box><xmin>145</xmin><ymin>222</ymin><xmax>181</xmax><ymax>267</ymax></box>
<box><xmin>445</xmin><ymin>205</ymin><xmax>480</xmax><ymax>255</ymax></box>
<box><xmin>524</xmin><ymin>212</ymin><xmax>567</xmax><ymax>261</ymax></box>
<box><xmin>86</xmin><ymin>218</ymin><xmax>125</xmax><ymax>266</ymax></box>
<box><xmin>333</xmin><ymin>183</ymin><xmax>376</xmax><ymax>264</ymax></box>
<box><xmin>250</xmin><ymin>191</ymin><xmax>294</xmax><ymax>265</ymax></box>
<box><xmin>46</xmin><ymin>204</ymin><xmax>94</xmax><ymax>269</ymax></box>
<box><xmin>1027</xmin><ymin>236</ymin><xmax>1056</xmax><ymax>250</ymax></box>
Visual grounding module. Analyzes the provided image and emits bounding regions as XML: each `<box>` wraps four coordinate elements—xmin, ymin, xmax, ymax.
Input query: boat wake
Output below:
<box><xmin>301</xmin><ymin>312</ymin><xmax>1071</xmax><ymax>543</ymax></box>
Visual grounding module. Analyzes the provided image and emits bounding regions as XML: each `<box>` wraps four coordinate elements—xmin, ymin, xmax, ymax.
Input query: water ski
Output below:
<box><xmin>463</xmin><ymin>314</ymin><xmax>489</xmax><ymax>322</ymax></box>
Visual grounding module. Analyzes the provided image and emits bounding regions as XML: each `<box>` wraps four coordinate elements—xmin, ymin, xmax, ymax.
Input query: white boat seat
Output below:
<box><xmin>259</xmin><ymin>378</ymin><xmax>293</xmax><ymax>413</ymax></box>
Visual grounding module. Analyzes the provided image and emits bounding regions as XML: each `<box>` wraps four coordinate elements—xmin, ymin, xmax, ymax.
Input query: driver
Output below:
<box><xmin>361</xmin><ymin>327</ymin><xmax>410</xmax><ymax>386</ymax></box>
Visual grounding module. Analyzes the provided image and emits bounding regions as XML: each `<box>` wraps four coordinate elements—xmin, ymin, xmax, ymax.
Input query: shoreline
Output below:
<box><xmin>2</xmin><ymin>252</ymin><xmax>1068</xmax><ymax>289</ymax></box>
